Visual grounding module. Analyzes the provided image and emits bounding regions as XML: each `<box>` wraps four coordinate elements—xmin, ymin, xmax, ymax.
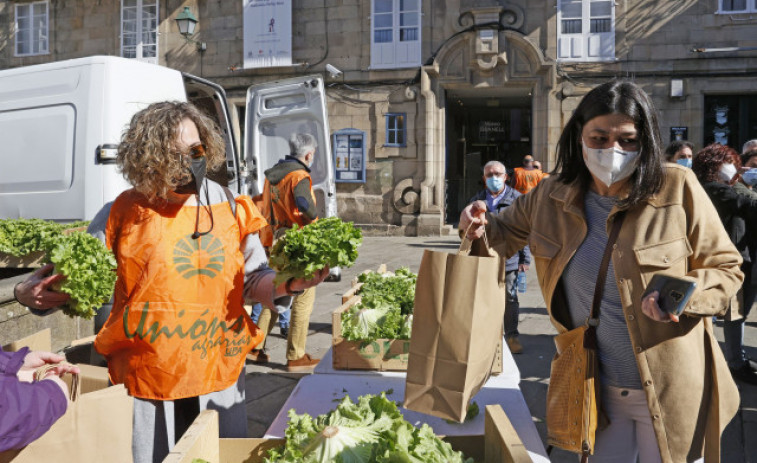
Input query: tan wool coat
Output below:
<box><xmin>485</xmin><ymin>163</ymin><xmax>743</xmax><ymax>463</ymax></box>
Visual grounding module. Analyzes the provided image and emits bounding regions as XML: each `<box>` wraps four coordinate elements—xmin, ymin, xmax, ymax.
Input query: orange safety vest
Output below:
<box><xmin>94</xmin><ymin>189</ymin><xmax>267</xmax><ymax>400</ymax></box>
<box><xmin>512</xmin><ymin>167</ymin><xmax>547</xmax><ymax>194</ymax></box>
<box><xmin>255</xmin><ymin>169</ymin><xmax>314</xmax><ymax>248</ymax></box>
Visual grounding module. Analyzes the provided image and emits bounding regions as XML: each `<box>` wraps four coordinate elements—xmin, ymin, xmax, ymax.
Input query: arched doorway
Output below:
<box><xmin>417</xmin><ymin>18</ymin><xmax>557</xmax><ymax>229</ymax></box>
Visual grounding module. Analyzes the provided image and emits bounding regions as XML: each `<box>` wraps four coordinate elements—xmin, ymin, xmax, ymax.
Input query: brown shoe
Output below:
<box><xmin>506</xmin><ymin>337</ymin><xmax>523</xmax><ymax>354</ymax></box>
<box><xmin>247</xmin><ymin>349</ymin><xmax>269</xmax><ymax>364</ymax></box>
<box><xmin>286</xmin><ymin>354</ymin><xmax>320</xmax><ymax>372</ymax></box>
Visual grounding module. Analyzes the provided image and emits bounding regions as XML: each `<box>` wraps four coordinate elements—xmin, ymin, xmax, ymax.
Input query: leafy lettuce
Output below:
<box><xmin>341</xmin><ymin>303</ymin><xmax>408</xmax><ymax>341</ymax></box>
<box><xmin>341</xmin><ymin>268</ymin><xmax>418</xmax><ymax>341</ymax></box>
<box><xmin>265</xmin><ymin>392</ymin><xmax>473</xmax><ymax>463</ymax></box>
<box><xmin>48</xmin><ymin>231</ymin><xmax>117</xmax><ymax>320</ymax></box>
<box><xmin>357</xmin><ymin>267</ymin><xmax>417</xmax><ymax>316</ymax></box>
<box><xmin>0</xmin><ymin>219</ymin><xmax>86</xmax><ymax>257</ymax></box>
<box><xmin>269</xmin><ymin>217</ymin><xmax>362</xmax><ymax>286</ymax></box>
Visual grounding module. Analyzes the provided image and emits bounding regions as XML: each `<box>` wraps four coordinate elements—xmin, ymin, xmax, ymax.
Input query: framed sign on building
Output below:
<box><xmin>670</xmin><ymin>126</ymin><xmax>688</xmax><ymax>142</ymax></box>
<box><xmin>243</xmin><ymin>0</ymin><xmax>292</xmax><ymax>69</ymax></box>
<box><xmin>333</xmin><ymin>129</ymin><xmax>366</xmax><ymax>183</ymax></box>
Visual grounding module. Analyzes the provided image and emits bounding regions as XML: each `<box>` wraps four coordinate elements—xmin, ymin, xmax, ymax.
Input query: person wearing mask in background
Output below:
<box><xmin>740</xmin><ymin>148</ymin><xmax>757</xmax><ymax>193</ymax></box>
<box><xmin>743</xmin><ymin>139</ymin><xmax>757</xmax><ymax>155</ymax></box>
<box><xmin>694</xmin><ymin>144</ymin><xmax>757</xmax><ymax>385</ymax></box>
<box><xmin>467</xmin><ymin>160</ymin><xmax>531</xmax><ymax>354</ymax></box>
<box><xmin>31</xmin><ymin>102</ymin><xmax>329</xmax><ymax>463</ymax></box>
<box><xmin>252</xmin><ymin>133</ymin><xmax>322</xmax><ymax>372</ymax></box>
<box><xmin>0</xmin><ymin>348</ymin><xmax>79</xmax><ymax>452</ymax></box>
<box><xmin>664</xmin><ymin>140</ymin><xmax>694</xmax><ymax>168</ymax></box>
<box><xmin>512</xmin><ymin>154</ymin><xmax>548</xmax><ymax>194</ymax></box>
<box><xmin>460</xmin><ymin>81</ymin><xmax>742</xmax><ymax>462</ymax></box>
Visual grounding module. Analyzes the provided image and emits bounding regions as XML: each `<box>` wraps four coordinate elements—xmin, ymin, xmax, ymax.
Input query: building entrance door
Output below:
<box><xmin>444</xmin><ymin>91</ymin><xmax>532</xmax><ymax>224</ymax></box>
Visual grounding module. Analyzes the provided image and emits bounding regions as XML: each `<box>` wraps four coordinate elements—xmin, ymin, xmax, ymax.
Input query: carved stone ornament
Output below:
<box><xmin>393</xmin><ymin>178</ymin><xmax>421</xmax><ymax>214</ymax></box>
<box><xmin>457</xmin><ymin>5</ymin><xmax>524</xmax><ymax>72</ymax></box>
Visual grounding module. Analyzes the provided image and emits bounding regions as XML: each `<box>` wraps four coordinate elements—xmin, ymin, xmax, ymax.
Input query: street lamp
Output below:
<box><xmin>175</xmin><ymin>7</ymin><xmax>206</xmax><ymax>51</ymax></box>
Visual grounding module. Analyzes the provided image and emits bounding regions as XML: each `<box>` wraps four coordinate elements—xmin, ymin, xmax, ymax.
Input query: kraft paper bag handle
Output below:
<box><xmin>459</xmin><ymin>221</ymin><xmax>491</xmax><ymax>256</ymax></box>
<box><xmin>34</xmin><ymin>362</ymin><xmax>79</xmax><ymax>401</ymax></box>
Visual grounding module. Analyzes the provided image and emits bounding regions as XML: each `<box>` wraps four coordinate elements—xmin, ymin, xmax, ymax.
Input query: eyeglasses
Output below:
<box><xmin>186</xmin><ymin>144</ymin><xmax>206</xmax><ymax>159</ymax></box>
<box><xmin>485</xmin><ymin>172</ymin><xmax>506</xmax><ymax>178</ymax></box>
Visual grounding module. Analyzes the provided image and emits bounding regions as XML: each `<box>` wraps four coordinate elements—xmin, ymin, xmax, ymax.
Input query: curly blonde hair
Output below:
<box><xmin>117</xmin><ymin>101</ymin><xmax>226</xmax><ymax>202</ymax></box>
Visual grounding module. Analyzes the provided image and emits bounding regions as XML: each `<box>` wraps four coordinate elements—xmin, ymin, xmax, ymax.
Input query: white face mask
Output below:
<box><xmin>581</xmin><ymin>139</ymin><xmax>641</xmax><ymax>188</ymax></box>
<box><xmin>718</xmin><ymin>163</ymin><xmax>737</xmax><ymax>183</ymax></box>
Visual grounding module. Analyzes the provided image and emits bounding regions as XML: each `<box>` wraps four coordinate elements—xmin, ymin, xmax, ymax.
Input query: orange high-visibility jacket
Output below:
<box><xmin>512</xmin><ymin>167</ymin><xmax>547</xmax><ymax>195</ymax></box>
<box><xmin>94</xmin><ymin>189</ymin><xmax>267</xmax><ymax>400</ymax></box>
<box><xmin>256</xmin><ymin>166</ymin><xmax>316</xmax><ymax>247</ymax></box>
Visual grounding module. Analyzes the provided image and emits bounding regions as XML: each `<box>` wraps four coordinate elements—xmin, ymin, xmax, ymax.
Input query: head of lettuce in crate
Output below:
<box><xmin>22</xmin><ymin>101</ymin><xmax>331</xmax><ymax>462</ymax></box>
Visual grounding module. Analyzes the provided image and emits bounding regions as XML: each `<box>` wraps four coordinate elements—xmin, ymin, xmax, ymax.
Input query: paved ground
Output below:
<box><xmin>244</xmin><ymin>235</ymin><xmax>757</xmax><ymax>462</ymax></box>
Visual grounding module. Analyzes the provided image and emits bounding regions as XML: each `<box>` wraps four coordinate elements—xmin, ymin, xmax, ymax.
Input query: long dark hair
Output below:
<box><xmin>554</xmin><ymin>81</ymin><xmax>664</xmax><ymax>209</ymax></box>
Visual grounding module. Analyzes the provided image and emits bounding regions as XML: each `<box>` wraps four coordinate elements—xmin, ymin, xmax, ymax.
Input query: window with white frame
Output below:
<box><xmin>15</xmin><ymin>2</ymin><xmax>49</xmax><ymax>57</ymax></box>
<box><xmin>121</xmin><ymin>0</ymin><xmax>158</xmax><ymax>63</ymax></box>
<box><xmin>385</xmin><ymin>113</ymin><xmax>406</xmax><ymax>146</ymax></box>
<box><xmin>371</xmin><ymin>0</ymin><xmax>421</xmax><ymax>69</ymax></box>
<box><xmin>557</xmin><ymin>0</ymin><xmax>615</xmax><ymax>62</ymax></box>
<box><xmin>718</xmin><ymin>0</ymin><xmax>757</xmax><ymax>13</ymax></box>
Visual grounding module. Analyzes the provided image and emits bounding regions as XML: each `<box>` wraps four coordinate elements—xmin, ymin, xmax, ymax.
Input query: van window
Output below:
<box><xmin>1</xmin><ymin>105</ymin><xmax>74</xmax><ymax>193</ymax></box>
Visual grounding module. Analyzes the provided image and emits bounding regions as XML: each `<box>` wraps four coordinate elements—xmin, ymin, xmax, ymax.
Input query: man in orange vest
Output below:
<box><xmin>511</xmin><ymin>154</ymin><xmax>547</xmax><ymax>194</ymax></box>
<box><xmin>252</xmin><ymin>133</ymin><xmax>321</xmax><ymax>372</ymax></box>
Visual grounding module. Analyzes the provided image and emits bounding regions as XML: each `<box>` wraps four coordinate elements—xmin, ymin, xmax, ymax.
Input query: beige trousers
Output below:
<box><xmin>256</xmin><ymin>286</ymin><xmax>316</xmax><ymax>361</ymax></box>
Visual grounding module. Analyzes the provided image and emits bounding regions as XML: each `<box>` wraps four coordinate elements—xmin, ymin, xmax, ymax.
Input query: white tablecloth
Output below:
<box><xmin>264</xmin><ymin>373</ymin><xmax>549</xmax><ymax>462</ymax></box>
<box><xmin>314</xmin><ymin>337</ymin><xmax>521</xmax><ymax>386</ymax></box>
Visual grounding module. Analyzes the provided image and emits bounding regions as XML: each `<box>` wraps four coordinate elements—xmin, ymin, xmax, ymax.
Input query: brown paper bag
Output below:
<box><xmin>403</xmin><ymin>234</ymin><xmax>506</xmax><ymax>422</ymax></box>
<box><xmin>0</xmin><ymin>379</ymin><xmax>133</xmax><ymax>463</ymax></box>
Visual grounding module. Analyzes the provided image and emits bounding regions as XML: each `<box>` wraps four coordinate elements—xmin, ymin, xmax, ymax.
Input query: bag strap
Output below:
<box><xmin>34</xmin><ymin>362</ymin><xmax>80</xmax><ymax>400</ymax></box>
<box><xmin>459</xmin><ymin>221</ymin><xmax>491</xmax><ymax>255</ymax></box>
<box><xmin>587</xmin><ymin>210</ymin><xmax>626</xmax><ymax>326</ymax></box>
<box><xmin>222</xmin><ymin>186</ymin><xmax>237</xmax><ymax>218</ymax></box>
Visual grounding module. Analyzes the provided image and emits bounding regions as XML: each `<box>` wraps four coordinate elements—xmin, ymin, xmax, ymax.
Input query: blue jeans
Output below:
<box><xmin>250</xmin><ymin>303</ymin><xmax>290</xmax><ymax>329</ymax></box>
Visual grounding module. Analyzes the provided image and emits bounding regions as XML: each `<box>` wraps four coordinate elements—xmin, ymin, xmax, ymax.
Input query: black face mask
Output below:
<box><xmin>174</xmin><ymin>149</ymin><xmax>207</xmax><ymax>195</ymax></box>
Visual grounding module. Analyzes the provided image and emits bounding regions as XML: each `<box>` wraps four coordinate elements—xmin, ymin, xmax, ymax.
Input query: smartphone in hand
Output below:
<box><xmin>642</xmin><ymin>274</ymin><xmax>697</xmax><ymax>316</ymax></box>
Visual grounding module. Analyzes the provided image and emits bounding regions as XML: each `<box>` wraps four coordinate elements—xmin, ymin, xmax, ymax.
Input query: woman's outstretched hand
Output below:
<box><xmin>459</xmin><ymin>201</ymin><xmax>488</xmax><ymax>240</ymax></box>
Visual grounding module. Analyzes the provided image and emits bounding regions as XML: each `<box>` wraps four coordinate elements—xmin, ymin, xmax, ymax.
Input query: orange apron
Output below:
<box><xmin>94</xmin><ymin>189</ymin><xmax>267</xmax><ymax>400</ymax></box>
<box><xmin>255</xmin><ymin>169</ymin><xmax>314</xmax><ymax>247</ymax></box>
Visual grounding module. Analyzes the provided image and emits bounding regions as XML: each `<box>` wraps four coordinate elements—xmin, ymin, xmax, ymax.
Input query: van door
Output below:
<box><xmin>183</xmin><ymin>73</ymin><xmax>242</xmax><ymax>194</ymax></box>
<box><xmin>244</xmin><ymin>75</ymin><xmax>336</xmax><ymax>219</ymax></box>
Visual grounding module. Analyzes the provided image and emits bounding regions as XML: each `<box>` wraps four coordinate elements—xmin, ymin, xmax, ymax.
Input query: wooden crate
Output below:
<box><xmin>164</xmin><ymin>405</ymin><xmax>533</xmax><ymax>463</ymax></box>
<box><xmin>332</xmin><ymin>295</ymin><xmax>413</xmax><ymax>371</ymax></box>
<box><xmin>333</xmin><ymin>296</ymin><xmax>503</xmax><ymax>374</ymax></box>
<box><xmin>341</xmin><ymin>263</ymin><xmax>387</xmax><ymax>304</ymax></box>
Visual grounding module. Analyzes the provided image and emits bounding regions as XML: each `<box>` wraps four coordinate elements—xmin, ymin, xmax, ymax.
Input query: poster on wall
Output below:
<box><xmin>670</xmin><ymin>127</ymin><xmax>688</xmax><ymax>142</ymax></box>
<box><xmin>243</xmin><ymin>0</ymin><xmax>292</xmax><ymax>69</ymax></box>
<box><xmin>333</xmin><ymin>129</ymin><xmax>366</xmax><ymax>183</ymax></box>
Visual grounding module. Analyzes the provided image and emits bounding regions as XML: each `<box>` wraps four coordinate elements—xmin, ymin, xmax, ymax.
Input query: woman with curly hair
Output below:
<box><xmin>73</xmin><ymin>101</ymin><xmax>328</xmax><ymax>463</ymax></box>
<box><xmin>694</xmin><ymin>143</ymin><xmax>757</xmax><ymax>386</ymax></box>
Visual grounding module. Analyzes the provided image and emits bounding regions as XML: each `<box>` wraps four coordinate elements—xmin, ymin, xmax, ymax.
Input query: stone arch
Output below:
<box><xmin>416</xmin><ymin>26</ymin><xmax>557</xmax><ymax>234</ymax></box>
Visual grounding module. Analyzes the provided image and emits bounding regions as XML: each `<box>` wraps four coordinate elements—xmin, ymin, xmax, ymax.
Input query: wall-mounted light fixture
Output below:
<box><xmin>175</xmin><ymin>7</ymin><xmax>206</xmax><ymax>52</ymax></box>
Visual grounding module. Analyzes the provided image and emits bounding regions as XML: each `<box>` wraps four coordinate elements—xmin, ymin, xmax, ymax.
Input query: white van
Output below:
<box><xmin>0</xmin><ymin>56</ymin><xmax>336</xmax><ymax>227</ymax></box>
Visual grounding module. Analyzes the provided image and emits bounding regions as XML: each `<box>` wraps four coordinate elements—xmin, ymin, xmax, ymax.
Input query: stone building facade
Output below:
<box><xmin>1</xmin><ymin>0</ymin><xmax>756</xmax><ymax>235</ymax></box>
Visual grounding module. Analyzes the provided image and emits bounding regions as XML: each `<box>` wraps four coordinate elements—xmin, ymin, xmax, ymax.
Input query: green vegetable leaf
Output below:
<box><xmin>444</xmin><ymin>401</ymin><xmax>480</xmax><ymax>425</ymax></box>
<box><xmin>265</xmin><ymin>393</ymin><xmax>472</xmax><ymax>463</ymax></box>
<box><xmin>0</xmin><ymin>219</ymin><xmax>89</xmax><ymax>257</ymax></box>
<box><xmin>47</xmin><ymin>231</ymin><xmax>116</xmax><ymax>320</ymax></box>
<box><xmin>357</xmin><ymin>268</ymin><xmax>417</xmax><ymax>316</ymax></box>
<box><xmin>269</xmin><ymin>217</ymin><xmax>362</xmax><ymax>286</ymax></box>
